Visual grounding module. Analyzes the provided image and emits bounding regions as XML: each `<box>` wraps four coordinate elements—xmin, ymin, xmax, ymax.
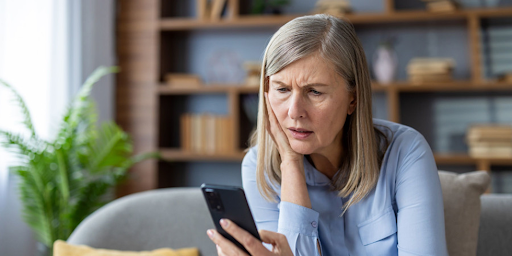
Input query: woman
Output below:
<box><xmin>207</xmin><ymin>14</ymin><xmax>449</xmax><ymax>256</ymax></box>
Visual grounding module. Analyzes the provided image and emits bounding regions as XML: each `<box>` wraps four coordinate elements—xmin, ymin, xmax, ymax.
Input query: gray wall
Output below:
<box><xmin>80</xmin><ymin>0</ymin><xmax>116</xmax><ymax>124</ymax></box>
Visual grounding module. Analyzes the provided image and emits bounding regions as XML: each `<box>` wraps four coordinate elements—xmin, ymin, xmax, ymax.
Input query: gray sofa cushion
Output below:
<box><xmin>67</xmin><ymin>188</ymin><xmax>216</xmax><ymax>256</ymax></box>
<box><xmin>477</xmin><ymin>194</ymin><xmax>512</xmax><ymax>256</ymax></box>
<box><xmin>438</xmin><ymin>171</ymin><xmax>490</xmax><ymax>256</ymax></box>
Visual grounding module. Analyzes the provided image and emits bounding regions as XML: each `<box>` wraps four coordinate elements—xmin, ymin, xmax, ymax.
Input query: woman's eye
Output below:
<box><xmin>310</xmin><ymin>89</ymin><xmax>322</xmax><ymax>96</ymax></box>
<box><xmin>277</xmin><ymin>88</ymin><xmax>288</xmax><ymax>93</ymax></box>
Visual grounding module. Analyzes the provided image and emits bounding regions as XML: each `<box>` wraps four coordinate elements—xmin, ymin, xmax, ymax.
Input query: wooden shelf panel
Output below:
<box><xmin>435</xmin><ymin>153</ymin><xmax>512</xmax><ymax>165</ymax></box>
<box><xmin>160</xmin><ymin>148</ymin><xmax>246</xmax><ymax>161</ymax></box>
<box><xmin>160</xmin><ymin>8</ymin><xmax>512</xmax><ymax>31</ymax></box>
<box><xmin>372</xmin><ymin>81</ymin><xmax>512</xmax><ymax>92</ymax></box>
<box><xmin>158</xmin><ymin>81</ymin><xmax>512</xmax><ymax>95</ymax></box>
<box><xmin>158</xmin><ymin>84</ymin><xmax>259</xmax><ymax>95</ymax></box>
<box><xmin>159</xmin><ymin>150</ymin><xmax>512</xmax><ymax>166</ymax></box>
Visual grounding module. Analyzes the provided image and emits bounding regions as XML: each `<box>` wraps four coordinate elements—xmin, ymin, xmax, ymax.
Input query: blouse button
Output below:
<box><xmin>311</xmin><ymin>221</ymin><xmax>317</xmax><ymax>228</ymax></box>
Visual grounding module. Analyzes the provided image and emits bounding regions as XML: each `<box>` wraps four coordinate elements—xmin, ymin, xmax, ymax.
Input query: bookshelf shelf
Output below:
<box><xmin>159</xmin><ymin>8</ymin><xmax>512</xmax><ymax>31</ymax></box>
<box><xmin>159</xmin><ymin>81</ymin><xmax>512</xmax><ymax>95</ymax></box>
<box><xmin>159</xmin><ymin>150</ymin><xmax>512</xmax><ymax>166</ymax></box>
<box><xmin>160</xmin><ymin>148</ymin><xmax>245</xmax><ymax>161</ymax></box>
<box><xmin>372</xmin><ymin>81</ymin><xmax>512</xmax><ymax>92</ymax></box>
<box><xmin>434</xmin><ymin>153</ymin><xmax>512</xmax><ymax>165</ymax></box>
<box><xmin>158</xmin><ymin>84</ymin><xmax>259</xmax><ymax>95</ymax></box>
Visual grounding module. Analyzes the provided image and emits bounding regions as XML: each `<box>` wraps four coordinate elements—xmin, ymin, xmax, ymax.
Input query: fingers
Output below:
<box><xmin>264</xmin><ymin>93</ymin><xmax>287</xmax><ymax>150</ymax></box>
<box><xmin>264</xmin><ymin>93</ymin><xmax>278</xmax><ymax>143</ymax></box>
<box><xmin>207</xmin><ymin>228</ymin><xmax>248</xmax><ymax>256</ymax></box>
<box><xmin>216</xmin><ymin>245</ymin><xmax>227</xmax><ymax>256</ymax></box>
<box><xmin>218</xmin><ymin>219</ymin><xmax>270</xmax><ymax>256</ymax></box>
<box><xmin>259</xmin><ymin>230</ymin><xmax>294</xmax><ymax>256</ymax></box>
<box><xmin>259</xmin><ymin>230</ymin><xmax>287</xmax><ymax>245</ymax></box>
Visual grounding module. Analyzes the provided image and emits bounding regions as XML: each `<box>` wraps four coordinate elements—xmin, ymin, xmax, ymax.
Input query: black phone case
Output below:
<box><xmin>201</xmin><ymin>184</ymin><xmax>261</xmax><ymax>255</ymax></box>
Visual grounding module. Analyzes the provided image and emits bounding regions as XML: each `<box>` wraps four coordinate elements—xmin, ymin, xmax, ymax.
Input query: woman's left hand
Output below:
<box><xmin>207</xmin><ymin>219</ymin><xmax>293</xmax><ymax>256</ymax></box>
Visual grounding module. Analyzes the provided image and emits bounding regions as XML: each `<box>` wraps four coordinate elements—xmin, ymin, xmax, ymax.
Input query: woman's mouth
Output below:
<box><xmin>288</xmin><ymin>128</ymin><xmax>313</xmax><ymax>140</ymax></box>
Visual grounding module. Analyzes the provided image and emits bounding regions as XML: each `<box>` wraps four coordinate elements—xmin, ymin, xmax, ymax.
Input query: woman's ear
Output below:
<box><xmin>348</xmin><ymin>93</ymin><xmax>357</xmax><ymax>115</ymax></box>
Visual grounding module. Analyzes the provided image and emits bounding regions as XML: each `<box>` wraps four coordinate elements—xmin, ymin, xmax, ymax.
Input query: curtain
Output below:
<box><xmin>0</xmin><ymin>1</ymin><xmax>72</xmax><ymax>255</ymax></box>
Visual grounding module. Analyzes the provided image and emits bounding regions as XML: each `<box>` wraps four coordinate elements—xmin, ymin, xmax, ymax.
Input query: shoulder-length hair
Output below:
<box><xmin>249</xmin><ymin>14</ymin><xmax>389</xmax><ymax>213</ymax></box>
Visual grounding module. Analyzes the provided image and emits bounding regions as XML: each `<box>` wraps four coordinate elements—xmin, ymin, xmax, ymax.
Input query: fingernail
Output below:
<box><xmin>220</xmin><ymin>219</ymin><xmax>229</xmax><ymax>228</ymax></box>
<box><xmin>207</xmin><ymin>229</ymin><xmax>214</xmax><ymax>238</ymax></box>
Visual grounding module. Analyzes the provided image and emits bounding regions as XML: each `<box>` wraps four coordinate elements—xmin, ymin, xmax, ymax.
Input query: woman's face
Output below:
<box><xmin>267</xmin><ymin>54</ymin><xmax>356</xmax><ymax>155</ymax></box>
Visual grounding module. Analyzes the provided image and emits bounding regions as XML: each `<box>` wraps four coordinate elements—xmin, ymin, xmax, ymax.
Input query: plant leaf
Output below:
<box><xmin>0</xmin><ymin>79</ymin><xmax>37</xmax><ymax>137</ymax></box>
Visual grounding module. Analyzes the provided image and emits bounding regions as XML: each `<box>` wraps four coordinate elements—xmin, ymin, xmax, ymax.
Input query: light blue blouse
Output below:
<box><xmin>241</xmin><ymin>119</ymin><xmax>449</xmax><ymax>256</ymax></box>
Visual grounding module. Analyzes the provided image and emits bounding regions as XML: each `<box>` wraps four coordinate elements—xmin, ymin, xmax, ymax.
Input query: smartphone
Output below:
<box><xmin>201</xmin><ymin>183</ymin><xmax>261</xmax><ymax>254</ymax></box>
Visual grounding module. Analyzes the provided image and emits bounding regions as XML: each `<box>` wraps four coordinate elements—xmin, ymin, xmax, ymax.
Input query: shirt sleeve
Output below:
<box><xmin>395</xmin><ymin>132</ymin><xmax>449</xmax><ymax>256</ymax></box>
<box><xmin>241</xmin><ymin>147</ymin><xmax>321</xmax><ymax>256</ymax></box>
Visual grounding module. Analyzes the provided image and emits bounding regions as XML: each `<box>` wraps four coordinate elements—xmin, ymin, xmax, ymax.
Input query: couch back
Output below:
<box><xmin>67</xmin><ymin>188</ymin><xmax>217</xmax><ymax>255</ymax></box>
<box><xmin>68</xmin><ymin>187</ymin><xmax>512</xmax><ymax>256</ymax></box>
<box><xmin>477</xmin><ymin>194</ymin><xmax>512</xmax><ymax>256</ymax></box>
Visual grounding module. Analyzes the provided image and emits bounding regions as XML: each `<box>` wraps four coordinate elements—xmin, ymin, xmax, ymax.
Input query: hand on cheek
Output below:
<box><xmin>265</xmin><ymin>92</ymin><xmax>303</xmax><ymax>163</ymax></box>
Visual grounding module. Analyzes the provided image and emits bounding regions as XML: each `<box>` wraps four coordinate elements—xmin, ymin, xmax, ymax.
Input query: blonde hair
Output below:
<box><xmin>249</xmin><ymin>14</ymin><xmax>389</xmax><ymax>213</ymax></box>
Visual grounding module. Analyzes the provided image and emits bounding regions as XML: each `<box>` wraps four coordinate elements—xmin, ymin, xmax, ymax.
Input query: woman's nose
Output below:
<box><xmin>288</xmin><ymin>93</ymin><xmax>307</xmax><ymax>119</ymax></box>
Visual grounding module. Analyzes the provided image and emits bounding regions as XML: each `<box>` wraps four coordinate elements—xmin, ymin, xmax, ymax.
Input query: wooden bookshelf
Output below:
<box><xmin>158</xmin><ymin>81</ymin><xmax>512</xmax><ymax>95</ymax></box>
<box><xmin>160</xmin><ymin>148</ymin><xmax>246</xmax><ymax>161</ymax></box>
<box><xmin>160</xmin><ymin>8</ymin><xmax>512</xmax><ymax>31</ymax></box>
<box><xmin>157</xmin><ymin>149</ymin><xmax>512</xmax><ymax>172</ymax></box>
<box><xmin>158</xmin><ymin>84</ymin><xmax>259</xmax><ymax>95</ymax></box>
<box><xmin>372</xmin><ymin>81</ymin><xmax>512</xmax><ymax>92</ymax></box>
<box><xmin>117</xmin><ymin>0</ymin><xmax>512</xmax><ymax>195</ymax></box>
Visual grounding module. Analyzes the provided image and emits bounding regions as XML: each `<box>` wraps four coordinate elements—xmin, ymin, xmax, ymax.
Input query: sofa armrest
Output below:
<box><xmin>477</xmin><ymin>194</ymin><xmax>512</xmax><ymax>256</ymax></box>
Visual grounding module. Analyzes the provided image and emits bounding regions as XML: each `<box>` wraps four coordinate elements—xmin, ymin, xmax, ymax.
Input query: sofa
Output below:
<box><xmin>67</xmin><ymin>171</ymin><xmax>512</xmax><ymax>256</ymax></box>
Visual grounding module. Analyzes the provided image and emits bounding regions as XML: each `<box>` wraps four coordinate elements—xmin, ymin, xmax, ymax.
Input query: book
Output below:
<box><xmin>313</xmin><ymin>0</ymin><xmax>352</xmax><ymax>16</ymax></box>
<box><xmin>196</xmin><ymin>0</ymin><xmax>210</xmax><ymax>20</ymax></box>
<box><xmin>181</xmin><ymin>114</ymin><xmax>192</xmax><ymax>151</ymax></box>
<box><xmin>205</xmin><ymin>114</ymin><xmax>216</xmax><ymax>155</ymax></box>
<box><xmin>467</xmin><ymin>141</ymin><xmax>512</xmax><ymax>147</ymax></box>
<box><xmin>469</xmin><ymin>145</ymin><xmax>512</xmax><ymax>158</ymax></box>
<box><xmin>210</xmin><ymin>0</ymin><xmax>227</xmax><ymax>21</ymax></box>
<box><xmin>192</xmin><ymin>114</ymin><xmax>203</xmax><ymax>153</ymax></box>
<box><xmin>165</xmin><ymin>73</ymin><xmax>202</xmax><ymax>87</ymax></box>
<box><xmin>407</xmin><ymin>58</ymin><xmax>455</xmax><ymax>70</ymax></box>
<box><xmin>407</xmin><ymin>66</ymin><xmax>453</xmax><ymax>75</ymax></box>
<box><xmin>426</xmin><ymin>0</ymin><xmax>459</xmax><ymax>12</ymax></box>
<box><xmin>467</xmin><ymin>126</ymin><xmax>512</xmax><ymax>139</ymax></box>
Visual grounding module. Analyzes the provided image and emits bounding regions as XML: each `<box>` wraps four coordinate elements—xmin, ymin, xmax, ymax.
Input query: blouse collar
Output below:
<box><xmin>303</xmin><ymin>155</ymin><xmax>333</xmax><ymax>187</ymax></box>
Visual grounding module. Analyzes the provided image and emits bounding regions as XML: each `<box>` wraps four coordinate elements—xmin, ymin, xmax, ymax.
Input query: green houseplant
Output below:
<box><xmin>0</xmin><ymin>67</ymin><xmax>158</xmax><ymax>255</ymax></box>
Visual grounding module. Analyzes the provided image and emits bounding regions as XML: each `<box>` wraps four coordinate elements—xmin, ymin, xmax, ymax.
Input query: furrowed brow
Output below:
<box><xmin>272</xmin><ymin>81</ymin><xmax>329</xmax><ymax>87</ymax></box>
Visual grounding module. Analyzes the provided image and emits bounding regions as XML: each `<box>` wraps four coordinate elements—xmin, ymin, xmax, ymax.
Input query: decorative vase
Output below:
<box><xmin>372</xmin><ymin>45</ymin><xmax>397</xmax><ymax>85</ymax></box>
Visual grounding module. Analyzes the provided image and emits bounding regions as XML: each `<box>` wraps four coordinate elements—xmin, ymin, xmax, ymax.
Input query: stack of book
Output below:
<box><xmin>180</xmin><ymin>114</ymin><xmax>234</xmax><ymax>154</ymax></box>
<box><xmin>165</xmin><ymin>73</ymin><xmax>203</xmax><ymax>88</ymax></box>
<box><xmin>467</xmin><ymin>125</ymin><xmax>512</xmax><ymax>158</ymax></box>
<box><xmin>313</xmin><ymin>0</ymin><xmax>352</xmax><ymax>17</ymax></box>
<box><xmin>423</xmin><ymin>0</ymin><xmax>460</xmax><ymax>12</ymax></box>
<box><xmin>407</xmin><ymin>58</ymin><xmax>455</xmax><ymax>84</ymax></box>
<box><xmin>498</xmin><ymin>72</ymin><xmax>512</xmax><ymax>83</ymax></box>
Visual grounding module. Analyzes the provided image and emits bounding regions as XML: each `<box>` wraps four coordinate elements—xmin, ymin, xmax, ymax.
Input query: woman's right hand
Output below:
<box><xmin>264</xmin><ymin>92</ymin><xmax>303</xmax><ymax>164</ymax></box>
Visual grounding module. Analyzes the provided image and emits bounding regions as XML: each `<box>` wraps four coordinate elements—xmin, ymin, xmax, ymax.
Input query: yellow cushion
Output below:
<box><xmin>53</xmin><ymin>240</ymin><xmax>199</xmax><ymax>256</ymax></box>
